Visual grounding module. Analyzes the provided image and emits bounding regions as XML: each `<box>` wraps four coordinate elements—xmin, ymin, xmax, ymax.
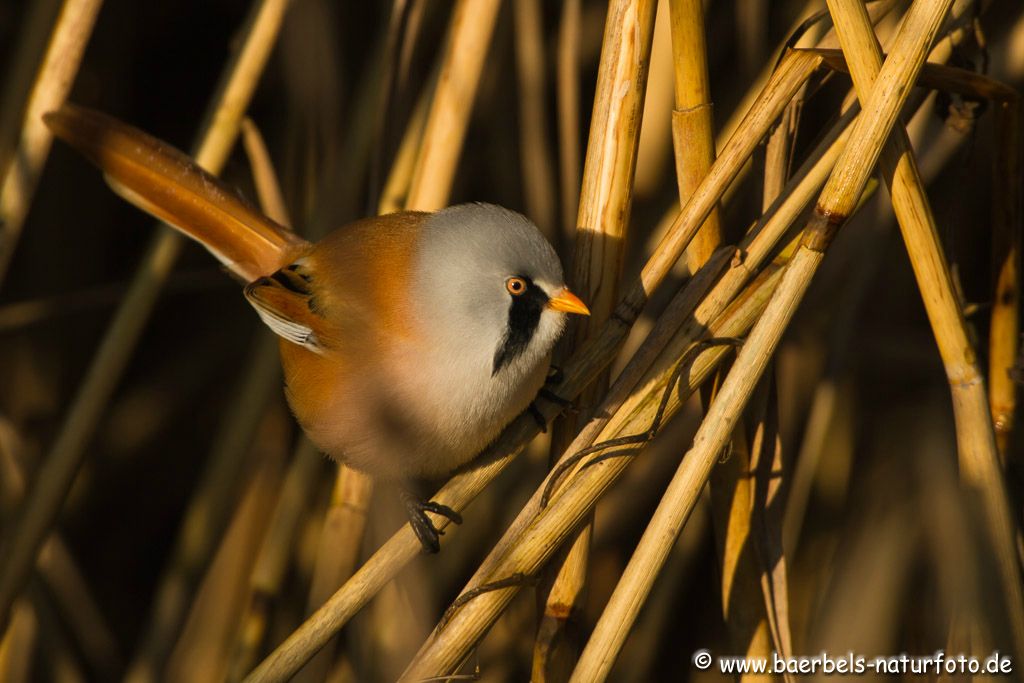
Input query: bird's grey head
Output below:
<box><xmin>412</xmin><ymin>203</ymin><xmax>577</xmax><ymax>381</ymax></box>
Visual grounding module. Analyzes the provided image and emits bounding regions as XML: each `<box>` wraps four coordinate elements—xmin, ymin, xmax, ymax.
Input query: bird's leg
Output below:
<box><xmin>528</xmin><ymin>364</ymin><xmax>574</xmax><ymax>432</ymax></box>
<box><xmin>539</xmin><ymin>363</ymin><xmax>571</xmax><ymax>406</ymax></box>
<box><xmin>546</xmin><ymin>364</ymin><xmax>564</xmax><ymax>385</ymax></box>
<box><xmin>400</xmin><ymin>489</ymin><xmax>463</xmax><ymax>554</ymax></box>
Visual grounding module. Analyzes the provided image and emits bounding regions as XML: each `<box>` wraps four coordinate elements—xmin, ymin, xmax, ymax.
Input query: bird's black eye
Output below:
<box><xmin>506</xmin><ymin>277</ymin><xmax>527</xmax><ymax>296</ymax></box>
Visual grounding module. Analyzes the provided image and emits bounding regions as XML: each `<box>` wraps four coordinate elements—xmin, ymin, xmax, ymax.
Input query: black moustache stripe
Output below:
<box><xmin>493</xmin><ymin>278</ymin><xmax>547</xmax><ymax>376</ymax></box>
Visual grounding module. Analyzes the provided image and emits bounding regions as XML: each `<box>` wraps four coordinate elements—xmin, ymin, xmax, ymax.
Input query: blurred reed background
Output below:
<box><xmin>1</xmin><ymin>0</ymin><xmax>1023</xmax><ymax>681</ymax></box>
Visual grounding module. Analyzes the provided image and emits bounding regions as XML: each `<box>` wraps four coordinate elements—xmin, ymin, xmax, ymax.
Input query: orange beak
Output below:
<box><xmin>547</xmin><ymin>288</ymin><xmax>590</xmax><ymax>316</ymax></box>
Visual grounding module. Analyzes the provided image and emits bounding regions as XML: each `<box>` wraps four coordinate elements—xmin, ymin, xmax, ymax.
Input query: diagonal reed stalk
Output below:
<box><xmin>0</xmin><ymin>421</ymin><xmax>122</xmax><ymax>679</ymax></box>
<box><xmin>567</xmin><ymin>0</ymin><xmax>957</xmax><ymax>678</ymax></box>
<box><xmin>0</xmin><ymin>0</ymin><xmax>104</xmax><ymax>284</ymax></box>
<box><xmin>0</xmin><ymin>0</ymin><xmax>294</xmax><ymax>647</ymax></box>
<box><xmin>243</xmin><ymin>46</ymin><xmax>825</xmax><ymax>683</ymax></box>
<box><xmin>824</xmin><ymin>0</ymin><xmax>1024</xmax><ymax>658</ymax></box>
<box><xmin>124</xmin><ymin>12</ymin><xmax>314</xmax><ymax>681</ymax></box>
<box><xmin>404</xmin><ymin>0</ymin><xmax>501</xmax><ymax>212</ymax></box>
<box><xmin>227</xmin><ymin>439</ymin><xmax>323</xmax><ymax>681</ymax></box>
<box><xmin>403</xmin><ymin>265</ymin><xmax>784</xmax><ymax>680</ymax></box>
<box><xmin>537</xmin><ymin>1</ymin><xmax>656</xmax><ymax>679</ymax></box>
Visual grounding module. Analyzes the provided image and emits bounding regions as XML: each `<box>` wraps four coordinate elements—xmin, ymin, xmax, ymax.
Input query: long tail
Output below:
<box><xmin>44</xmin><ymin>103</ymin><xmax>309</xmax><ymax>281</ymax></box>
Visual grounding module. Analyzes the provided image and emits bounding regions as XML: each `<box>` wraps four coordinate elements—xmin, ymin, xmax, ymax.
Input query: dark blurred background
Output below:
<box><xmin>1</xmin><ymin>0</ymin><xmax>1023</xmax><ymax>680</ymax></box>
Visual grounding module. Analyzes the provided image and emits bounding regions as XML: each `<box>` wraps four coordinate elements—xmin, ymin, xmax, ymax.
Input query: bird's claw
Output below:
<box><xmin>402</xmin><ymin>492</ymin><xmax>462</xmax><ymax>554</ymax></box>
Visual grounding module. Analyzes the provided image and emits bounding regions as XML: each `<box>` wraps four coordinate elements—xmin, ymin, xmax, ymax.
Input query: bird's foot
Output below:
<box><xmin>401</xmin><ymin>491</ymin><xmax>463</xmax><ymax>554</ymax></box>
<box><xmin>528</xmin><ymin>366</ymin><xmax>575</xmax><ymax>432</ymax></box>
<box><xmin>546</xmin><ymin>364</ymin><xmax>564</xmax><ymax>385</ymax></box>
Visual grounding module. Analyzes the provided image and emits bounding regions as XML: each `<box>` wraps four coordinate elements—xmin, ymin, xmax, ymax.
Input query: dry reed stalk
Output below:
<box><xmin>782</xmin><ymin>3</ymin><xmax>1001</xmax><ymax>556</ymax></box>
<box><xmin>293</xmin><ymin>468</ymin><xmax>373</xmax><ymax>683</ymax></box>
<box><xmin>711</xmin><ymin>101</ymin><xmax>800</xmax><ymax>680</ymax></box>
<box><xmin>0</xmin><ymin>0</ymin><xmax>61</xmax><ymax>166</ymax></box>
<box><xmin>404</xmin><ymin>0</ymin><xmax>501</xmax><ymax>211</ymax></box>
<box><xmin>568</xmin><ymin>1</ymin><xmax>955</xmax><ymax>677</ymax></box>
<box><xmin>746</xmin><ymin>383</ymin><xmax>794</xmax><ymax>669</ymax></box>
<box><xmin>715</xmin><ymin>0</ymin><xmax>896</xmax><ymax>164</ymax></box>
<box><xmin>736</xmin><ymin>0</ymin><xmax>768</xmax><ymax>77</ymax></box>
<box><xmin>672</xmin><ymin>0</ymin><xmax>781</xmax><ymax>671</ymax></box>
<box><xmin>514</xmin><ymin>0</ymin><xmax>557</xmax><ymax>234</ymax></box>
<box><xmin>0</xmin><ymin>420</ymin><xmax>123</xmax><ymax>679</ymax></box>
<box><xmin>243</xmin><ymin>48</ymin><xmax>824</xmax><ymax>683</ymax></box>
<box><xmin>0</xmin><ymin>600</ymin><xmax>36</xmax><ymax>683</ymax></box>
<box><xmin>811</xmin><ymin>49</ymin><xmax>1019</xmax><ymax>101</ymax></box>
<box><xmin>556</xmin><ymin>0</ymin><xmax>582</xmax><ymax>241</ymax></box>
<box><xmin>403</xmin><ymin>266</ymin><xmax>784</xmax><ymax>680</ymax></box>
<box><xmin>227</xmin><ymin>439</ymin><xmax>324</xmax><ymax>681</ymax></box>
<box><xmin>824</xmin><ymin>0</ymin><xmax>1024</xmax><ymax>657</ymax></box>
<box><xmin>669</xmin><ymin>0</ymin><xmax>721</xmax><ymax>280</ymax></box>
<box><xmin>164</xmin><ymin>414</ymin><xmax>288</xmax><ymax>683</ymax></box>
<box><xmin>124</xmin><ymin>336</ymin><xmax>282</xmax><ymax>683</ymax></box>
<box><xmin>634</xmin><ymin>49</ymin><xmax>821</xmax><ymax>298</ymax></box>
<box><xmin>632</xmin><ymin>0</ymin><xmax>673</xmax><ymax>200</ymax></box>
<box><xmin>0</xmin><ymin>0</ymin><xmax>104</xmax><ymax>284</ymax></box>
<box><xmin>617</xmin><ymin>497</ymin><xmax>709</xmax><ymax>683</ymax></box>
<box><xmin>709</xmin><ymin>416</ymin><xmax>779</xmax><ymax>677</ymax></box>
<box><xmin>538</xmin><ymin>0</ymin><xmax>656</xmax><ymax>678</ymax></box>
<box><xmin>0</xmin><ymin>0</ymin><xmax>293</xmax><ymax>633</ymax></box>
<box><xmin>378</xmin><ymin>76</ymin><xmax>432</xmax><ymax>215</ymax></box>
<box><xmin>989</xmin><ymin>100</ymin><xmax>1020</xmax><ymax>460</ymax></box>
<box><xmin>240</xmin><ymin>118</ymin><xmax>292</xmax><ymax>226</ymax></box>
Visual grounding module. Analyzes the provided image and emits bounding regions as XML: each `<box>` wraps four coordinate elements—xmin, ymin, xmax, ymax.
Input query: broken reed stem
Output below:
<box><xmin>826</xmin><ymin>0</ymin><xmax>1024</xmax><ymax>658</ymax></box>
<box><xmin>0</xmin><ymin>0</ymin><xmax>293</xmax><ymax>644</ymax></box>
<box><xmin>668</xmin><ymin>0</ymin><xmax>721</xmax><ymax>270</ymax></box>
<box><xmin>244</xmin><ymin>47</ymin><xmax>824</xmax><ymax>683</ymax></box>
<box><xmin>569</xmin><ymin>1</ymin><xmax>956</xmax><ymax>678</ymax></box>
<box><xmin>404</xmin><ymin>0</ymin><xmax>501</xmax><ymax>211</ymax></box>
<box><xmin>539</xmin><ymin>0</ymin><xmax>656</xmax><ymax>678</ymax></box>
<box><xmin>989</xmin><ymin>100</ymin><xmax>1021</xmax><ymax>460</ymax></box>
<box><xmin>0</xmin><ymin>0</ymin><xmax>104</xmax><ymax>284</ymax></box>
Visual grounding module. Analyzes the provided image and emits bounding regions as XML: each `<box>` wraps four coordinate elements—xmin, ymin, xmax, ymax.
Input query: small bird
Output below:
<box><xmin>43</xmin><ymin>104</ymin><xmax>589</xmax><ymax>552</ymax></box>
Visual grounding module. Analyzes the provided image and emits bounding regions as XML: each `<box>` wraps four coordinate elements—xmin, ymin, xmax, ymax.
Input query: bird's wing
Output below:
<box><xmin>243</xmin><ymin>263</ymin><xmax>330</xmax><ymax>353</ymax></box>
<box><xmin>248</xmin><ymin>210</ymin><xmax>428</xmax><ymax>353</ymax></box>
